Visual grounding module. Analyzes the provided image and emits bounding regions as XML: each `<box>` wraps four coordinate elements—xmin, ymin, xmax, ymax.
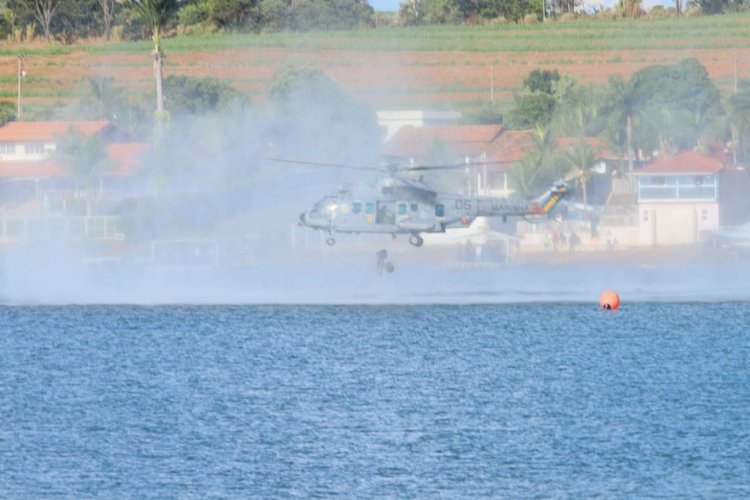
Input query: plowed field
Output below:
<box><xmin>2</xmin><ymin>14</ymin><xmax>750</xmax><ymax>116</ymax></box>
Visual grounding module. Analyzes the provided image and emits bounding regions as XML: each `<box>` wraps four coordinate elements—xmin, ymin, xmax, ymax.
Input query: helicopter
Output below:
<box><xmin>283</xmin><ymin>159</ymin><xmax>570</xmax><ymax>247</ymax></box>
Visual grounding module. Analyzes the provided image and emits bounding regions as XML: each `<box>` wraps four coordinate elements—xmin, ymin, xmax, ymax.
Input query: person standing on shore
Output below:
<box><xmin>569</xmin><ymin>231</ymin><xmax>580</xmax><ymax>252</ymax></box>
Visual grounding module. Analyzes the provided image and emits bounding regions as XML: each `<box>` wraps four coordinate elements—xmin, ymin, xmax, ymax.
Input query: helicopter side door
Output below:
<box><xmin>376</xmin><ymin>201</ymin><xmax>396</xmax><ymax>225</ymax></box>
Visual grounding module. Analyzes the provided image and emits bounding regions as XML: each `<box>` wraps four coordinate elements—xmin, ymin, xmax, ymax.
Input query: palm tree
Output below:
<box><xmin>606</xmin><ymin>76</ymin><xmax>638</xmax><ymax>173</ymax></box>
<box><xmin>56</xmin><ymin>130</ymin><xmax>112</xmax><ymax>215</ymax></box>
<box><xmin>126</xmin><ymin>0</ymin><xmax>178</xmax><ymax>136</ymax></box>
<box><xmin>728</xmin><ymin>86</ymin><xmax>750</xmax><ymax>163</ymax></box>
<box><xmin>562</xmin><ymin>139</ymin><xmax>599</xmax><ymax>211</ymax></box>
<box><xmin>87</xmin><ymin>76</ymin><xmax>123</xmax><ymax>119</ymax></box>
<box><xmin>510</xmin><ymin>125</ymin><xmax>556</xmax><ymax>197</ymax></box>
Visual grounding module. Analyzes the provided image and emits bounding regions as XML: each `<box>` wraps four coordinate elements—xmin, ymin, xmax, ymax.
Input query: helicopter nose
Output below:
<box><xmin>299</xmin><ymin>211</ymin><xmax>307</xmax><ymax>225</ymax></box>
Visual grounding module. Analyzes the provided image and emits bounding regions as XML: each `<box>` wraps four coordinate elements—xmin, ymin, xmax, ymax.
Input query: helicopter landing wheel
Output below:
<box><xmin>409</xmin><ymin>235</ymin><xmax>424</xmax><ymax>247</ymax></box>
<box><xmin>326</xmin><ymin>236</ymin><xmax>335</xmax><ymax>246</ymax></box>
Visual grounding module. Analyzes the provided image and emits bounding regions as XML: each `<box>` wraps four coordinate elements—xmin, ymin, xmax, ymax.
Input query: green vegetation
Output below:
<box><xmin>164</xmin><ymin>74</ymin><xmax>250</xmax><ymax>117</ymax></box>
<box><xmin>0</xmin><ymin>12</ymin><xmax>748</xmax><ymax>54</ymax></box>
<box><xmin>506</xmin><ymin>56</ymin><xmax>733</xmax><ymax>195</ymax></box>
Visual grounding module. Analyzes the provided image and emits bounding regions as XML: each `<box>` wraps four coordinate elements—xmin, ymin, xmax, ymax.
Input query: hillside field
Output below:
<box><xmin>2</xmin><ymin>14</ymin><xmax>750</xmax><ymax>117</ymax></box>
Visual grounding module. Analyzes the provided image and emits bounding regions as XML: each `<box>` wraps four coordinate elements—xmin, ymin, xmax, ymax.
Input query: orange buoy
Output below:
<box><xmin>599</xmin><ymin>290</ymin><xmax>620</xmax><ymax>310</ymax></box>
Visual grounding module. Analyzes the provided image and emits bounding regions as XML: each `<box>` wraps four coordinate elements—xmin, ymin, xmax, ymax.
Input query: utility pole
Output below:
<box><xmin>490</xmin><ymin>63</ymin><xmax>495</xmax><ymax>103</ymax></box>
<box><xmin>17</xmin><ymin>56</ymin><xmax>25</xmax><ymax>120</ymax></box>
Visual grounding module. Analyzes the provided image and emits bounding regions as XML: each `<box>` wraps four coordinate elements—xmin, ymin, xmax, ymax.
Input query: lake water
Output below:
<box><xmin>1</xmin><ymin>303</ymin><xmax>748</xmax><ymax>497</ymax></box>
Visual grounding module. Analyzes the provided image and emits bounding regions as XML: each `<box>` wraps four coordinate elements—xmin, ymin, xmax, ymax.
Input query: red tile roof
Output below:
<box><xmin>486</xmin><ymin>130</ymin><xmax>533</xmax><ymax>164</ymax></box>
<box><xmin>384</xmin><ymin>126</ymin><xmax>616</xmax><ymax>171</ymax></box>
<box><xmin>105</xmin><ymin>143</ymin><xmax>148</xmax><ymax>175</ymax></box>
<box><xmin>0</xmin><ymin>160</ymin><xmax>65</xmax><ymax>178</ymax></box>
<box><xmin>635</xmin><ymin>150</ymin><xmax>725</xmax><ymax>175</ymax></box>
<box><xmin>0</xmin><ymin>121</ymin><xmax>113</xmax><ymax>143</ymax></box>
<box><xmin>0</xmin><ymin>142</ymin><xmax>148</xmax><ymax>178</ymax></box>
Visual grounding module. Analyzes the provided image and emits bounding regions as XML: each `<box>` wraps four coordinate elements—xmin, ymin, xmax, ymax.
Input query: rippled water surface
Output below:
<box><xmin>1</xmin><ymin>303</ymin><xmax>749</xmax><ymax>497</ymax></box>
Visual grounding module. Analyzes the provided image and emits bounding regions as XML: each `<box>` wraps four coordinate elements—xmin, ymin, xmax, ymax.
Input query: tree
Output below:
<box><xmin>603</xmin><ymin>75</ymin><xmax>638</xmax><ymax>172</ymax></box>
<box><xmin>0</xmin><ymin>101</ymin><xmax>15</xmax><ymax>125</ymax></box>
<box><xmin>33</xmin><ymin>0</ymin><xmax>59</xmax><ymax>42</ymax></box>
<box><xmin>87</xmin><ymin>76</ymin><xmax>123</xmax><ymax>118</ymax></box>
<box><xmin>510</xmin><ymin>125</ymin><xmax>555</xmax><ymax>197</ymax></box>
<box><xmin>265</xmin><ymin>66</ymin><xmax>381</xmax><ymax>165</ymax></box>
<box><xmin>8</xmin><ymin>0</ymin><xmax>62</xmax><ymax>42</ymax></box>
<box><xmin>562</xmin><ymin>139</ymin><xmax>599</xmax><ymax>210</ymax></box>
<box><xmin>508</xmin><ymin>91</ymin><xmax>556</xmax><ymax>129</ymax></box>
<box><xmin>258</xmin><ymin>0</ymin><xmax>289</xmax><ymax>31</ymax></box>
<box><xmin>507</xmin><ymin>69</ymin><xmax>561</xmax><ymax>129</ymax></box>
<box><xmin>289</xmin><ymin>0</ymin><xmax>374</xmax><ymax>31</ymax></box>
<box><xmin>617</xmin><ymin>0</ymin><xmax>642</xmax><ymax>17</ymax></box>
<box><xmin>164</xmin><ymin>74</ymin><xmax>249</xmax><ymax>117</ymax></box>
<box><xmin>498</xmin><ymin>0</ymin><xmax>531</xmax><ymax>22</ymax></box>
<box><xmin>728</xmin><ymin>81</ymin><xmax>750</xmax><ymax>162</ymax></box>
<box><xmin>56</xmin><ymin>129</ymin><xmax>112</xmax><ymax>215</ymax></box>
<box><xmin>98</xmin><ymin>0</ymin><xmax>116</xmax><ymax>39</ymax></box>
<box><xmin>125</xmin><ymin>0</ymin><xmax>179</xmax><ymax>135</ymax></box>
<box><xmin>551</xmin><ymin>79</ymin><xmax>608</xmax><ymax>139</ymax></box>
<box><xmin>697</xmin><ymin>0</ymin><xmax>728</xmax><ymax>13</ymax></box>
<box><xmin>55</xmin><ymin>0</ymin><xmax>100</xmax><ymax>42</ymax></box>
<box><xmin>212</xmin><ymin>0</ymin><xmax>258</xmax><ymax>29</ymax></box>
<box><xmin>627</xmin><ymin>58</ymin><xmax>721</xmax><ymax>155</ymax></box>
<box><xmin>524</xmin><ymin>69</ymin><xmax>560</xmax><ymax>95</ymax></box>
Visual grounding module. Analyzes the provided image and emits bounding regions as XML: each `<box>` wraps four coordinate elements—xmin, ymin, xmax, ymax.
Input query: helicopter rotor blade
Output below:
<box><xmin>563</xmin><ymin>167</ymin><xmax>585</xmax><ymax>183</ymax></box>
<box><xmin>404</xmin><ymin>160</ymin><xmax>512</xmax><ymax>172</ymax></box>
<box><xmin>265</xmin><ymin>158</ymin><xmax>383</xmax><ymax>171</ymax></box>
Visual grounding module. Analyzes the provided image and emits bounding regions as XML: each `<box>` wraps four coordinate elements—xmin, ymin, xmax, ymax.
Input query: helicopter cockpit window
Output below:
<box><xmin>397</xmin><ymin>203</ymin><xmax>407</xmax><ymax>216</ymax></box>
<box><xmin>352</xmin><ymin>202</ymin><xmax>362</xmax><ymax>214</ymax></box>
<box><xmin>366</xmin><ymin>202</ymin><xmax>375</xmax><ymax>215</ymax></box>
<box><xmin>435</xmin><ymin>204</ymin><xmax>445</xmax><ymax>217</ymax></box>
<box><xmin>315</xmin><ymin>196</ymin><xmax>338</xmax><ymax>212</ymax></box>
<box><xmin>410</xmin><ymin>203</ymin><xmax>418</xmax><ymax>213</ymax></box>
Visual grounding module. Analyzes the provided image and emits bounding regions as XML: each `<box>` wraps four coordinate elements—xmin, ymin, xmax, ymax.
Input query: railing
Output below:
<box><xmin>638</xmin><ymin>184</ymin><xmax>716</xmax><ymax>201</ymax></box>
<box><xmin>0</xmin><ymin>216</ymin><xmax>123</xmax><ymax>241</ymax></box>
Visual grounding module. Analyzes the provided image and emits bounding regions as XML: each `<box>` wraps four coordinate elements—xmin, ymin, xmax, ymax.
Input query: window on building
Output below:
<box><xmin>352</xmin><ymin>202</ymin><xmax>362</xmax><ymax>214</ymax></box>
<box><xmin>24</xmin><ymin>143</ymin><xmax>44</xmax><ymax>155</ymax></box>
<box><xmin>0</xmin><ymin>143</ymin><xmax>15</xmax><ymax>155</ymax></box>
<box><xmin>435</xmin><ymin>204</ymin><xmax>445</xmax><ymax>217</ymax></box>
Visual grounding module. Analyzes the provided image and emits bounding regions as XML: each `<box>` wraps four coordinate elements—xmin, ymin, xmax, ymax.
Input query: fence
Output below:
<box><xmin>0</xmin><ymin>216</ymin><xmax>123</xmax><ymax>241</ymax></box>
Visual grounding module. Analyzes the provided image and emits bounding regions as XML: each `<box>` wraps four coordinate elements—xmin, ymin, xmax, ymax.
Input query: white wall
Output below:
<box><xmin>637</xmin><ymin>202</ymin><xmax>719</xmax><ymax>246</ymax></box>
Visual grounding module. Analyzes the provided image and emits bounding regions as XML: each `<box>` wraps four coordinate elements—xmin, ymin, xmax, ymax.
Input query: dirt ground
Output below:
<box><xmin>2</xmin><ymin>43</ymin><xmax>749</xmax><ymax>114</ymax></box>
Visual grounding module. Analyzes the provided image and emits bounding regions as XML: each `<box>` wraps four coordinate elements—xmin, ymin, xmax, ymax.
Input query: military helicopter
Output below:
<box><xmin>280</xmin><ymin>159</ymin><xmax>570</xmax><ymax>247</ymax></box>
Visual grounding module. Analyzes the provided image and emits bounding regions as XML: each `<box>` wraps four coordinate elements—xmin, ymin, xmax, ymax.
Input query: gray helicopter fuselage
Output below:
<box><xmin>299</xmin><ymin>176</ymin><xmax>540</xmax><ymax>236</ymax></box>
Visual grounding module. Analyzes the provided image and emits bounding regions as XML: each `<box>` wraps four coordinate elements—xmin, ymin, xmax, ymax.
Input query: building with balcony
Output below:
<box><xmin>633</xmin><ymin>150</ymin><xmax>724</xmax><ymax>246</ymax></box>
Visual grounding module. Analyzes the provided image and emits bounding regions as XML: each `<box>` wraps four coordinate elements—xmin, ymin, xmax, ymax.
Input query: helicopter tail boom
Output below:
<box><xmin>530</xmin><ymin>182</ymin><xmax>569</xmax><ymax>215</ymax></box>
<box><xmin>474</xmin><ymin>182</ymin><xmax>569</xmax><ymax>220</ymax></box>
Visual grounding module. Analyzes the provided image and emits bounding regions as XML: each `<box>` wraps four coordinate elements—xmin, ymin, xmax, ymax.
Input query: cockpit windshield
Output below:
<box><xmin>313</xmin><ymin>196</ymin><xmax>338</xmax><ymax>212</ymax></box>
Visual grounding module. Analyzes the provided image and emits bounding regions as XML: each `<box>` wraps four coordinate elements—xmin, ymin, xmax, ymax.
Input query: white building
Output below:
<box><xmin>633</xmin><ymin>150</ymin><xmax>723</xmax><ymax>246</ymax></box>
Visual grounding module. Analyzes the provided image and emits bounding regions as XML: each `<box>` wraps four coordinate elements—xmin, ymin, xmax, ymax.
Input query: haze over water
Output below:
<box><xmin>1</xmin><ymin>302</ymin><xmax>748</xmax><ymax>497</ymax></box>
